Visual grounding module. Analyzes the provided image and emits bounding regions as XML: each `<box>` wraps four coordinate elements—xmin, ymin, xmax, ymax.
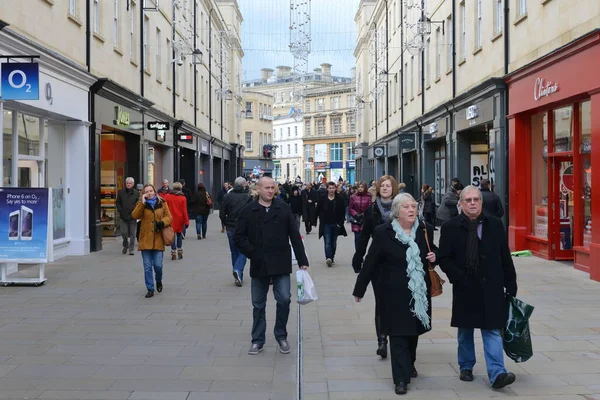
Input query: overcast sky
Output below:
<box><xmin>239</xmin><ymin>0</ymin><xmax>360</xmax><ymax>81</ymax></box>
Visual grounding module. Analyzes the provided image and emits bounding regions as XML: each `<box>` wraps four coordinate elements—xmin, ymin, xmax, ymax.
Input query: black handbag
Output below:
<box><xmin>349</xmin><ymin>212</ymin><xmax>363</xmax><ymax>225</ymax></box>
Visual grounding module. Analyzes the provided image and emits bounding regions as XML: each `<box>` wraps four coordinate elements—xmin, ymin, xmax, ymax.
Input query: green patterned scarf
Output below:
<box><xmin>391</xmin><ymin>218</ymin><xmax>430</xmax><ymax>330</ymax></box>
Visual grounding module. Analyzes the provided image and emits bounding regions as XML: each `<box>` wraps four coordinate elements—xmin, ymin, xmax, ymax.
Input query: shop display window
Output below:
<box><xmin>100</xmin><ymin>134</ymin><xmax>126</xmax><ymax>237</ymax></box>
<box><xmin>434</xmin><ymin>144</ymin><xmax>446</xmax><ymax>206</ymax></box>
<box><xmin>2</xmin><ymin>109</ymin><xmax>13</xmax><ymax>186</ymax></box>
<box><xmin>17</xmin><ymin>112</ymin><xmax>41</xmax><ymax>156</ymax></box>
<box><xmin>580</xmin><ymin>100</ymin><xmax>592</xmax><ymax>248</ymax></box>
<box><xmin>553</xmin><ymin>105</ymin><xmax>574</xmax><ymax>153</ymax></box>
<box><xmin>531</xmin><ymin>112</ymin><xmax>548</xmax><ymax>239</ymax></box>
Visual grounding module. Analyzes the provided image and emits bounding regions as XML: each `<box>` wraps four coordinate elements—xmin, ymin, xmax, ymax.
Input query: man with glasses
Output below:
<box><xmin>439</xmin><ymin>185</ymin><xmax>518</xmax><ymax>390</ymax></box>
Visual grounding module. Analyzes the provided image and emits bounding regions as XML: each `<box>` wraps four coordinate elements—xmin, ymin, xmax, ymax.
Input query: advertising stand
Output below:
<box><xmin>0</xmin><ymin>188</ymin><xmax>51</xmax><ymax>286</ymax></box>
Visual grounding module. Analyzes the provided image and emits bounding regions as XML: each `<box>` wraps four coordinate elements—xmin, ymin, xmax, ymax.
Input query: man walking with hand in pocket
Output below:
<box><xmin>439</xmin><ymin>185</ymin><xmax>518</xmax><ymax>390</ymax></box>
<box><xmin>234</xmin><ymin>177</ymin><xmax>309</xmax><ymax>355</ymax></box>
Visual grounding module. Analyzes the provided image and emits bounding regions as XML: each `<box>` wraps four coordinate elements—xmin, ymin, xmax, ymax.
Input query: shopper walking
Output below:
<box><xmin>316</xmin><ymin>181</ymin><xmax>347</xmax><ymax>267</ymax></box>
<box><xmin>352</xmin><ymin>175</ymin><xmax>399</xmax><ymax>358</ymax></box>
<box><xmin>132</xmin><ymin>184</ymin><xmax>172</xmax><ymax>298</ymax></box>
<box><xmin>439</xmin><ymin>185</ymin><xmax>518</xmax><ymax>389</ymax></box>
<box><xmin>219</xmin><ymin>177</ymin><xmax>252</xmax><ymax>286</ymax></box>
<box><xmin>190</xmin><ymin>183</ymin><xmax>211</xmax><ymax>240</ymax></box>
<box><xmin>234</xmin><ymin>177</ymin><xmax>309</xmax><ymax>355</ymax></box>
<box><xmin>301</xmin><ymin>183</ymin><xmax>318</xmax><ymax>234</ymax></box>
<box><xmin>348</xmin><ymin>181</ymin><xmax>372</xmax><ymax>249</ymax></box>
<box><xmin>116</xmin><ymin>177</ymin><xmax>138</xmax><ymax>255</ymax></box>
<box><xmin>353</xmin><ymin>193</ymin><xmax>437</xmax><ymax>395</ymax></box>
<box><xmin>163</xmin><ymin>182</ymin><xmax>189</xmax><ymax>260</ymax></box>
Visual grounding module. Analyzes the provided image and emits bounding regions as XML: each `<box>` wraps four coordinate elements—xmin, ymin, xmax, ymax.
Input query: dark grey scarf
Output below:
<box><xmin>376</xmin><ymin>198</ymin><xmax>393</xmax><ymax>221</ymax></box>
<box><xmin>460</xmin><ymin>213</ymin><xmax>484</xmax><ymax>276</ymax></box>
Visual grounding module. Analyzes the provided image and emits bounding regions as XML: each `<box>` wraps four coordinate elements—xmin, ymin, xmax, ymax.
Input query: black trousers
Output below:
<box><xmin>304</xmin><ymin>220</ymin><xmax>312</xmax><ymax>233</ymax></box>
<box><xmin>389</xmin><ymin>335</ymin><xmax>419</xmax><ymax>385</ymax></box>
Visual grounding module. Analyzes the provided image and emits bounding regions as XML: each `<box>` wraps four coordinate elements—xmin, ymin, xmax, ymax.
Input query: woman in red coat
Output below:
<box><xmin>164</xmin><ymin>182</ymin><xmax>189</xmax><ymax>260</ymax></box>
<box><xmin>349</xmin><ymin>181</ymin><xmax>372</xmax><ymax>250</ymax></box>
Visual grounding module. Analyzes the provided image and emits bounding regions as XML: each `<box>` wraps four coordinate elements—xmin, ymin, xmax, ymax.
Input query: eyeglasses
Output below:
<box><xmin>463</xmin><ymin>197</ymin><xmax>481</xmax><ymax>204</ymax></box>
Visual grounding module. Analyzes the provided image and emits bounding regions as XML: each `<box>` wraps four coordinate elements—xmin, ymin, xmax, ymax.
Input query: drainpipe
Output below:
<box><xmin>193</xmin><ymin>0</ymin><xmax>198</xmax><ymax>127</ymax></box>
<box><xmin>140</xmin><ymin>3</ymin><xmax>144</xmax><ymax>97</ymax></box>
<box><xmin>374</xmin><ymin>23</ymin><xmax>378</xmax><ymax>142</ymax></box>
<box><xmin>209</xmin><ymin>9</ymin><xmax>213</xmax><ymax>139</ymax></box>
<box><xmin>172</xmin><ymin>0</ymin><xmax>177</xmax><ymax>118</ymax></box>
<box><xmin>385</xmin><ymin>0</ymin><xmax>389</xmax><ymax>138</ymax></box>
<box><xmin>86</xmin><ymin>0</ymin><xmax>91</xmax><ymax>72</ymax></box>
<box><xmin>503</xmin><ymin>0</ymin><xmax>510</xmax><ymax>227</ymax></box>
<box><xmin>220</xmin><ymin>33</ymin><xmax>224</xmax><ymax>141</ymax></box>
<box><xmin>400</xmin><ymin>1</ymin><xmax>404</xmax><ymax>125</ymax></box>
<box><xmin>451</xmin><ymin>0</ymin><xmax>456</xmax><ymax>99</ymax></box>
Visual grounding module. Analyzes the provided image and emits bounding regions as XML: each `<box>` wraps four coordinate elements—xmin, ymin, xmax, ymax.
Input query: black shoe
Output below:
<box><xmin>492</xmin><ymin>372</ymin><xmax>516</xmax><ymax>389</ymax></box>
<box><xmin>394</xmin><ymin>382</ymin><xmax>407</xmax><ymax>395</ymax></box>
<box><xmin>411</xmin><ymin>367</ymin><xmax>418</xmax><ymax>378</ymax></box>
<box><xmin>122</xmin><ymin>247</ymin><xmax>127</xmax><ymax>254</ymax></box>
<box><xmin>460</xmin><ymin>369</ymin><xmax>474</xmax><ymax>382</ymax></box>
<box><xmin>376</xmin><ymin>340</ymin><xmax>387</xmax><ymax>359</ymax></box>
<box><xmin>145</xmin><ymin>290</ymin><xmax>154</xmax><ymax>298</ymax></box>
<box><xmin>156</xmin><ymin>281</ymin><xmax>163</xmax><ymax>292</ymax></box>
<box><xmin>233</xmin><ymin>271</ymin><xmax>242</xmax><ymax>287</ymax></box>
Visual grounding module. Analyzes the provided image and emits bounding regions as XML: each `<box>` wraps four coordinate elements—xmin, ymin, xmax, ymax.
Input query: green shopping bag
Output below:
<box><xmin>503</xmin><ymin>295</ymin><xmax>535</xmax><ymax>363</ymax></box>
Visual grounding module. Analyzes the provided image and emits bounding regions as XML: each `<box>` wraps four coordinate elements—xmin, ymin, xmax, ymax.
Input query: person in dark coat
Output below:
<box><xmin>439</xmin><ymin>185</ymin><xmax>518</xmax><ymax>390</ymax></box>
<box><xmin>480</xmin><ymin>179</ymin><xmax>504</xmax><ymax>218</ymax></box>
<box><xmin>116</xmin><ymin>177</ymin><xmax>139</xmax><ymax>255</ymax></box>
<box><xmin>353</xmin><ymin>193</ymin><xmax>438</xmax><ymax>396</ymax></box>
<box><xmin>234</xmin><ymin>177</ymin><xmax>309</xmax><ymax>356</ymax></box>
<box><xmin>436</xmin><ymin>183</ymin><xmax>463</xmax><ymax>225</ymax></box>
<box><xmin>289</xmin><ymin>187</ymin><xmax>304</xmax><ymax>229</ymax></box>
<box><xmin>220</xmin><ymin>177</ymin><xmax>253</xmax><ymax>286</ymax></box>
<box><xmin>316</xmin><ymin>181</ymin><xmax>348</xmax><ymax>267</ymax></box>
<box><xmin>301</xmin><ymin>183</ymin><xmax>319</xmax><ymax>234</ymax></box>
<box><xmin>419</xmin><ymin>184</ymin><xmax>435</xmax><ymax>226</ymax></box>
<box><xmin>190</xmin><ymin>183</ymin><xmax>211</xmax><ymax>239</ymax></box>
<box><xmin>217</xmin><ymin>182</ymin><xmax>230</xmax><ymax>232</ymax></box>
<box><xmin>352</xmin><ymin>175</ymin><xmax>399</xmax><ymax>358</ymax></box>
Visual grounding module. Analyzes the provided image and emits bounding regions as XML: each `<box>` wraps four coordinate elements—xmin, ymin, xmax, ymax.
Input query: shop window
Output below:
<box><xmin>553</xmin><ymin>105</ymin><xmax>573</xmax><ymax>152</ymax></box>
<box><xmin>2</xmin><ymin>109</ymin><xmax>13</xmax><ymax>186</ymax></box>
<box><xmin>531</xmin><ymin>112</ymin><xmax>548</xmax><ymax>239</ymax></box>
<box><xmin>580</xmin><ymin>100</ymin><xmax>592</xmax><ymax>248</ymax></box>
<box><xmin>47</xmin><ymin>123</ymin><xmax>66</xmax><ymax>240</ymax></box>
<box><xmin>434</xmin><ymin>144</ymin><xmax>446</xmax><ymax>206</ymax></box>
<box><xmin>17</xmin><ymin>113</ymin><xmax>41</xmax><ymax>156</ymax></box>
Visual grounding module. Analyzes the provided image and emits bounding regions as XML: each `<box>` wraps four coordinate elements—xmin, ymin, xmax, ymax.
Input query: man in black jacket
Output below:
<box><xmin>219</xmin><ymin>177</ymin><xmax>252</xmax><ymax>286</ymax></box>
<box><xmin>480</xmin><ymin>179</ymin><xmax>504</xmax><ymax>218</ymax></box>
<box><xmin>116</xmin><ymin>177</ymin><xmax>138</xmax><ymax>255</ymax></box>
<box><xmin>439</xmin><ymin>185</ymin><xmax>517</xmax><ymax>390</ymax></box>
<box><xmin>234</xmin><ymin>177</ymin><xmax>309</xmax><ymax>356</ymax></box>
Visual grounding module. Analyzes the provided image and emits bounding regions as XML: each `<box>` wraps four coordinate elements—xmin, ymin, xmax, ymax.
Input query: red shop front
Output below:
<box><xmin>506</xmin><ymin>30</ymin><xmax>600</xmax><ymax>281</ymax></box>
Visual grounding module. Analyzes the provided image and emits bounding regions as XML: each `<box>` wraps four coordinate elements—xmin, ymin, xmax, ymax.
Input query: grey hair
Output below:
<box><xmin>172</xmin><ymin>182</ymin><xmax>183</xmax><ymax>191</ymax></box>
<box><xmin>389</xmin><ymin>193</ymin><xmax>418</xmax><ymax>221</ymax></box>
<box><xmin>234</xmin><ymin>176</ymin><xmax>247</xmax><ymax>187</ymax></box>
<box><xmin>125</xmin><ymin>177</ymin><xmax>135</xmax><ymax>184</ymax></box>
<box><xmin>459</xmin><ymin>185</ymin><xmax>483</xmax><ymax>202</ymax></box>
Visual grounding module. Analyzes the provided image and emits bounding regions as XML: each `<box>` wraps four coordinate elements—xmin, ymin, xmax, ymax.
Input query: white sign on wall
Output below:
<box><xmin>471</xmin><ymin>153</ymin><xmax>489</xmax><ymax>187</ymax></box>
<box><xmin>314</xmin><ymin>144</ymin><xmax>327</xmax><ymax>162</ymax></box>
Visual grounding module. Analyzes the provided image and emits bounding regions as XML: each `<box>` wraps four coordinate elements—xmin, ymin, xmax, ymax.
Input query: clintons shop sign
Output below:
<box><xmin>534</xmin><ymin>77</ymin><xmax>559</xmax><ymax>101</ymax></box>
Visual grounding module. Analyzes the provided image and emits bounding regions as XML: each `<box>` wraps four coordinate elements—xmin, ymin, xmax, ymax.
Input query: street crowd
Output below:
<box><xmin>114</xmin><ymin>174</ymin><xmax>516</xmax><ymax>396</ymax></box>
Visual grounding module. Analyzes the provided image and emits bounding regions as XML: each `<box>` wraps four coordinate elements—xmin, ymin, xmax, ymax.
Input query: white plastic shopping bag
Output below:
<box><xmin>296</xmin><ymin>269</ymin><xmax>318</xmax><ymax>305</ymax></box>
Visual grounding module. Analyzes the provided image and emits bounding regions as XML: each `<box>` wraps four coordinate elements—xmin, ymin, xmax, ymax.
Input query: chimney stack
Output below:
<box><xmin>313</xmin><ymin>67</ymin><xmax>322</xmax><ymax>75</ymax></box>
<box><xmin>276</xmin><ymin>65</ymin><xmax>292</xmax><ymax>78</ymax></box>
<box><xmin>320</xmin><ymin>63</ymin><xmax>332</xmax><ymax>77</ymax></box>
<box><xmin>260</xmin><ymin>68</ymin><xmax>274</xmax><ymax>82</ymax></box>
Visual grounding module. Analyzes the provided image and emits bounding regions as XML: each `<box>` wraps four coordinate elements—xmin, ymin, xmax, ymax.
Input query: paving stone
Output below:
<box><xmin>5</xmin><ymin>365</ymin><xmax>100</xmax><ymax>379</ymax></box>
<box><xmin>127</xmin><ymin>391</ymin><xmax>190</xmax><ymax>400</ymax></box>
<box><xmin>38</xmin><ymin>390</ymin><xmax>131</xmax><ymax>399</ymax></box>
<box><xmin>92</xmin><ymin>365</ymin><xmax>183</xmax><ymax>380</ymax></box>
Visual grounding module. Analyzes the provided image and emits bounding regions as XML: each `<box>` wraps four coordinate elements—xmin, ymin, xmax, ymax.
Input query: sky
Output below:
<box><xmin>239</xmin><ymin>0</ymin><xmax>361</xmax><ymax>81</ymax></box>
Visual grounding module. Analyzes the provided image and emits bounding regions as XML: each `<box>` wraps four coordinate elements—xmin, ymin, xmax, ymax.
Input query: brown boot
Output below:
<box><xmin>171</xmin><ymin>251</ymin><xmax>177</xmax><ymax>261</ymax></box>
<box><xmin>177</xmin><ymin>249</ymin><xmax>183</xmax><ymax>260</ymax></box>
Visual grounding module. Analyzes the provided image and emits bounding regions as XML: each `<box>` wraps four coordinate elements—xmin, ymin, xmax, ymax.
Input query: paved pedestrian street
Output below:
<box><xmin>1</xmin><ymin>221</ymin><xmax>600</xmax><ymax>400</ymax></box>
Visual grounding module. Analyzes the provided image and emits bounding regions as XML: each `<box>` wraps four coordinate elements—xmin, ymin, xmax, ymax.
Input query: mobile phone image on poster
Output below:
<box><xmin>20</xmin><ymin>206</ymin><xmax>33</xmax><ymax>240</ymax></box>
<box><xmin>9</xmin><ymin>210</ymin><xmax>20</xmax><ymax>240</ymax></box>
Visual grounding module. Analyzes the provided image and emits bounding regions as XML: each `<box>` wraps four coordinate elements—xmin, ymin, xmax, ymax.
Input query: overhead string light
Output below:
<box><xmin>289</xmin><ymin>0</ymin><xmax>311</xmax><ymax>122</ymax></box>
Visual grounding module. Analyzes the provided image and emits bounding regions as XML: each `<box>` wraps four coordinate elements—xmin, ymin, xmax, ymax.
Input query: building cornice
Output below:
<box><xmin>92</xmin><ymin>79</ymin><xmax>154</xmax><ymax>111</ymax></box>
<box><xmin>0</xmin><ymin>28</ymin><xmax>97</xmax><ymax>91</ymax></box>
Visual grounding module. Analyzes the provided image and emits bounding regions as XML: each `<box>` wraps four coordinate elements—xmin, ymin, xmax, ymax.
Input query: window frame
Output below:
<box><xmin>245</xmin><ymin>132</ymin><xmax>253</xmax><ymax>150</ymax></box>
<box><xmin>113</xmin><ymin>0</ymin><xmax>120</xmax><ymax>49</ymax></box>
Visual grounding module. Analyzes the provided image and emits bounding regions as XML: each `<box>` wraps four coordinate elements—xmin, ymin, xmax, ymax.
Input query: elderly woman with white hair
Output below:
<box><xmin>353</xmin><ymin>193</ymin><xmax>438</xmax><ymax>396</ymax></box>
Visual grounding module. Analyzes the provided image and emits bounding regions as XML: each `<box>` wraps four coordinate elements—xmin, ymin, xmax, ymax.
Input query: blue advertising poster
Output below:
<box><xmin>0</xmin><ymin>63</ymin><xmax>40</xmax><ymax>100</ymax></box>
<box><xmin>0</xmin><ymin>188</ymin><xmax>49</xmax><ymax>262</ymax></box>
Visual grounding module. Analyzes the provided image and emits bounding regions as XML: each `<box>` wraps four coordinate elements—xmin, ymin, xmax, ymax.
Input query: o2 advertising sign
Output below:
<box><xmin>1</xmin><ymin>63</ymin><xmax>40</xmax><ymax>100</ymax></box>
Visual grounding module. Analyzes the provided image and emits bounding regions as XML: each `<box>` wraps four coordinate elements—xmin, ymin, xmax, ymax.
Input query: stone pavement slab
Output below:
<box><xmin>1</xmin><ymin>219</ymin><xmax>599</xmax><ymax>399</ymax></box>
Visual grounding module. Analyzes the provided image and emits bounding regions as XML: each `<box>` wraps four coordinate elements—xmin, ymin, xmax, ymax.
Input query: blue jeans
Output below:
<box><xmin>251</xmin><ymin>274</ymin><xmax>291</xmax><ymax>345</ymax></box>
<box><xmin>323</xmin><ymin>223</ymin><xmax>340</xmax><ymax>260</ymax></box>
<box><xmin>141</xmin><ymin>250</ymin><xmax>163</xmax><ymax>291</ymax></box>
<box><xmin>170</xmin><ymin>233</ymin><xmax>183</xmax><ymax>251</ymax></box>
<box><xmin>353</xmin><ymin>231</ymin><xmax>361</xmax><ymax>250</ymax></box>
<box><xmin>457</xmin><ymin>328</ymin><xmax>507</xmax><ymax>385</ymax></box>
<box><xmin>226</xmin><ymin>229</ymin><xmax>247</xmax><ymax>280</ymax></box>
<box><xmin>195</xmin><ymin>214</ymin><xmax>208</xmax><ymax>237</ymax></box>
